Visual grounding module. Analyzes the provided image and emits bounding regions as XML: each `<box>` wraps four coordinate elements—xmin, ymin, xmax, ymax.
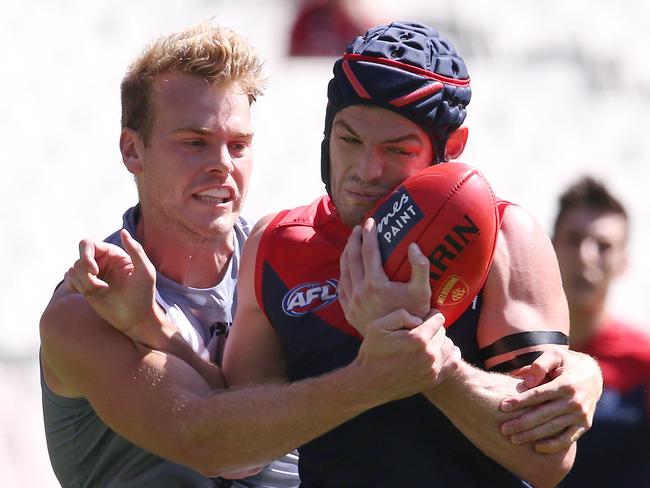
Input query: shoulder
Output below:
<box><xmin>490</xmin><ymin>204</ymin><xmax>558</xmax><ymax>282</ymax></box>
<box><xmin>498</xmin><ymin>204</ymin><xmax>549</xmax><ymax>252</ymax></box>
<box><xmin>492</xmin><ymin>203</ymin><xmax>562</xmax><ymax>286</ymax></box>
<box><xmin>247</xmin><ymin>212</ymin><xmax>284</xmax><ymax>250</ymax></box>
<box><xmin>40</xmin><ymin>287</ymin><xmax>112</xmax><ymax>397</ymax></box>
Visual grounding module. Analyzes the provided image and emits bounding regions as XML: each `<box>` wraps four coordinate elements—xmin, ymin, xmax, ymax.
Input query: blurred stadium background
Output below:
<box><xmin>1</xmin><ymin>0</ymin><xmax>648</xmax><ymax>484</ymax></box>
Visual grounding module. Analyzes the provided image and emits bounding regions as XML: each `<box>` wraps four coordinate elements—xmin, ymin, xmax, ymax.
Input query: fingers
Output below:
<box><xmin>369</xmin><ymin>309</ymin><xmax>423</xmax><ymax>334</ymax></box>
<box><xmin>501</xmin><ymin>397</ymin><xmax>577</xmax><ymax>440</ymax></box>
<box><xmin>66</xmin><ymin>239</ymin><xmax>108</xmax><ymax>295</ymax></box>
<box><xmin>64</xmin><ymin>264</ymin><xmax>108</xmax><ymax>296</ymax></box>
<box><xmin>360</xmin><ymin>218</ymin><xmax>387</xmax><ymax>282</ymax></box>
<box><xmin>78</xmin><ymin>239</ymin><xmax>100</xmax><ymax>276</ymax></box>
<box><xmin>533</xmin><ymin>425</ymin><xmax>586</xmax><ymax>454</ymax></box>
<box><xmin>506</xmin><ymin>413</ymin><xmax>576</xmax><ymax>445</ymax></box>
<box><xmin>520</xmin><ymin>348</ymin><xmax>565</xmax><ymax>387</ymax></box>
<box><xmin>410</xmin><ymin>311</ymin><xmax>445</xmax><ymax>340</ymax></box>
<box><xmin>407</xmin><ymin>242</ymin><xmax>431</xmax><ymax>293</ymax></box>
<box><xmin>342</xmin><ymin>225</ymin><xmax>364</xmax><ymax>284</ymax></box>
<box><xmin>501</xmin><ymin>369</ymin><xmax>576</xmax><ymax>412</ymax></box>
<box><xmin>120</xmin><ymin>229</ymin><xmax>156</xmax><ymax>278</ymax></box>
<box><xmin>337</xmin><ymin>280</ymin><xmax>349</xmax><ymax>313</ymax></box>
<box><xmin>500</xmin><ymin>383</ymin><xmax>556</xmax><ymax>413</ymax></box>
<box><xmin>424</xmin><ymin>307</ymin><xmax>445</xmax><ymax>322</ymax></box>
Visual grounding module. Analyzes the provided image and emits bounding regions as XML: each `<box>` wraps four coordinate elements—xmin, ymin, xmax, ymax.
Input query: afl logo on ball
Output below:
<box><xmin>435</xmin><ymin>274</ymin><xmax>470</xmax><ymax>307</ymax></box>
<box><xmin>282</xmin><ymin>280</ymin><xmax>339</xmax><ymax>316</ymax></box>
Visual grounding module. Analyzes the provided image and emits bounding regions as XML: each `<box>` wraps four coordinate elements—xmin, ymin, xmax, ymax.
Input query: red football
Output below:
<box><xmin>368</xmin><ymin>162</ymin><xmax>500</xmax><ymax>327</ymax></box>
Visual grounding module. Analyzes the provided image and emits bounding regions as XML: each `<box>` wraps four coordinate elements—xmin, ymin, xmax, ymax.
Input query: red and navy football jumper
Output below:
<box><xmin>255</xmin><ymin>195</ymin><xmax>530</xmax><ymax>488</ymax></box>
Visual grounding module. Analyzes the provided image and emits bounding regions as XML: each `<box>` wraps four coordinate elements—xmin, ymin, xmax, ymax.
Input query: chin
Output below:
<box><xmin>208</xmin><ymin>216</ymin><xmax>238</xmax><ymax>233</ymax></box>
<box><xmin>338</xmin><ymin>205</ymin><xmax>368</xmax><ymax>228</ymax></box>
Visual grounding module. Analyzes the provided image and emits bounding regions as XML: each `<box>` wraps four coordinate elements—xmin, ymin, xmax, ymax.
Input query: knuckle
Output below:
<box><xmin>541</xmin><ymin>408</ymin><xmax>558</xmax><ymax>424</ymax></box>
<box><xmin>528</xmin><ymin>387</ymin><xmax>543</xmax><ymax>401</ymax></box>
<box><xmin>569</xmin><ymin>396</ymin><xmax>584</xmax><ymax>412</ymax></box>
<box><xmin>506</xmin><ymin>419</ymin><xmax>522</xmax><ymax>432</ymax></box>
<box><xmin>577</xmin><ymin>403</ymin><xmax>591</xmax><ymax>423</ymax></box>
<box><xmin>561</xmin><ymin>382</ymin><xmax>578</xmax><ymax>396</ymax></box>
<box><xmin>547</xmin><ymin>418</ymin><xmax>564</xmax><ymax>435</ymax></box>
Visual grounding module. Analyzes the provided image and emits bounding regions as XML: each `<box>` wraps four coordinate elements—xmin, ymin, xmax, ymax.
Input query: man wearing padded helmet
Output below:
<box><xmin>62</xmin><ymin>21</ymin><xmax>602</xmax><ymax>488</ymax></box>
<box><xmin>224</xmin><ymin>21</ymin><xmax>602</xmax><ymax>487</ymax></box>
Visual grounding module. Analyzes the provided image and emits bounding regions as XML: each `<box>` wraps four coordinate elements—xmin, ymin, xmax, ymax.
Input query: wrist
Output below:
<box><xmin>424</xmin><ymin>359</ymin><xmax>472</xmax><ymax>401</ymax></box>
<box><xmin>128</xmin><ymin>304</ymin><xmax>175</xmax><ymax>350</ymax></box>
<box><xmin>338</xmin><ymin>358</ymin><xmax>394</xmax><ymax>411</ymax></box>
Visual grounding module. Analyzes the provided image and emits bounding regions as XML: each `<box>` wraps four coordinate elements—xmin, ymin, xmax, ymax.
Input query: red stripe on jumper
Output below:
<box><xmin>343</xmin><ymin>53</ymin><xmax>471</xmax><ymax>87</ymax></box>
<box><xmin>342</xmin><ymin>60</ymin><xmax>371</xmax><ymax>99</ymax></box>
<box><xmin>390</xmin><ymin>82</ymin><xmax>444</xmax><ymax>107</ymax></box>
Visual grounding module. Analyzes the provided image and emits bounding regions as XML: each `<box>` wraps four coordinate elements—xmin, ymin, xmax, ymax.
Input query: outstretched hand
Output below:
<box><xmin>339</xmin><ymin>218</ymin><xmax>432</xmax><ymax>336</ymax></box>
<box><xmin>498</xmin><ymin>347</ymin><xmax>603</xmax><ymax>453</ymax></box>
<box><xmin>65</xmin><ymin>229</ymin><xmax>160</xmax><ymax>341</ymax></box>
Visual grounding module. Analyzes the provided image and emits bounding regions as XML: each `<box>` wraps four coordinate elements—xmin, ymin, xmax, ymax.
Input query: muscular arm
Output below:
<box><xmin>39</xmin><ymin>289</ymin><xmax>416</xmax><ymax>476</ymax></box>
<box><xmin>221</xmin><ymin>216</ymin><xmax>289</xmax><ymax>387</ymax></box>
<box><xmin>44</xmin><ymin>221</ymin><xmax>450</xmax><ymax>477</ymax></box>
<box><xmin>424</xmin><ymin>205</ymin><xmax>575</xmax><ymax>487</ymax></box>
<box><xmin>338</xmin><ymin>210</ymin><xmax>577</xmax><ymax>487</ymax></box>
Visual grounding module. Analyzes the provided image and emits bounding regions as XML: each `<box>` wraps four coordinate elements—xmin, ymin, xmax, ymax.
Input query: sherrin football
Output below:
<box><xmin>368</xmin><ymin>162</ymin><xmax>500</xmax><ymax>327</ymax></box>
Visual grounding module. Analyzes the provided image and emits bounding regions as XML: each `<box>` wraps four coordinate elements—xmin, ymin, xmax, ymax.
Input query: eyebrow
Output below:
<box><xmin>171</xmin><ymin>126</ymin><xmax>254</xmax><ymax>138</ymax></box>
<box><xmin>332</xmin><ymin>119</ymin><xmax>424</xmax><ymax>145</ymax></box>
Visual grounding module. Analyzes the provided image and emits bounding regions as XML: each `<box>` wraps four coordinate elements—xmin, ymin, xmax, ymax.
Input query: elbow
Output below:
<box><xmin>190</xmin><ymin>460</ymin><xmax>261</xmax><ymax>479</ymax></box>
<box><xmin>524</xmin><ymin>446</ymin><xmax>575</xmax><ymax>488</ymax></box>
<box><xmin>176</xmin><ymin>442</ymin><xmax>260</xmax><ymax>478</ymax></box>
<box><xmin>172</xmin><ymin>449</ymin><xmax>226</xmax><ymax>478</ymax></box>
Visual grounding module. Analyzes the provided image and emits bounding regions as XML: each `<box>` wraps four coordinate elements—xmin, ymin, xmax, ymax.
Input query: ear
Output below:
<box><xmin>444</xmin><ymin>126</ymin><xmax>468</xmax><ymax>161</ymax></box>
<box><xmin>120</xmin><ymin>128</ymin><xmax>145</xmax><ymax>175</ymax></box>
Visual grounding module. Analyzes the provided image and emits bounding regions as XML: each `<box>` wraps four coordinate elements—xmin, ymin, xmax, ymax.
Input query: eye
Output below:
<box><xmin>184</xmin><ymin>139</ymin><xmax>207</xmax><ymax>148</ymax></box>
<box><xmin>597</xmin><ymin>241</ymin><xmax>613</xmax><ymax>253</ymax></box>
<box><xmin>387</xmin><ymin>146</ymin><xmax>412</xmax><ymax>156</ymax></box>
<box><xmin>229</xmin><ymin>141</ymin><xmax>250</xmax><ymax>155</ymax></box>
<box><xmin>340</xmin><ymin>135</ymin><xmax>361</xmax><ymax>145</ymax></box>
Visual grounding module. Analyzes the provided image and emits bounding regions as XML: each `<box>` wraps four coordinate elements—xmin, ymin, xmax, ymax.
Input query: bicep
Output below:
<box><xmin>478</xmin><ymin>206</ymin><xmax>570</xmax><ymax>370</ymax></box>
<box><xmin>40</xmin><ymin>291</ymin><xmax>214</xmax><ymax>459</ymax></box>
<box><xmin>223</xmin><ymin>214</ymin><xmax>288</xmax><ymax>386</ymax></box>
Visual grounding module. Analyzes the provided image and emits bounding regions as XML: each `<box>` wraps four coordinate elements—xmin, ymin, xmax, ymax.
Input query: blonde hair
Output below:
<box><xmin>121</xmin><ymin>21</ymin><xmax>265</xmax><ymax>142</ymax></box>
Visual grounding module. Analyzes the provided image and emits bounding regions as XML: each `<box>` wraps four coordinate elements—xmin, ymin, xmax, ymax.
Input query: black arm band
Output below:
<box><xmin>488</xmin><ymin>351</ymin><xmax>545</xmax><ymax>373</ymax></box>
<box><xmin>480</xmin><ymin>330</ymin><xmax>569</xmax><ymax>361</ymax></box>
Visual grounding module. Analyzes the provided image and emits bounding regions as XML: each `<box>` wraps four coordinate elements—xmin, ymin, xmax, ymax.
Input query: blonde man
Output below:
<box><xmin>40</xmin><ymin>22</ymin><xmax>302</xmax><ymax>487</ymax></box>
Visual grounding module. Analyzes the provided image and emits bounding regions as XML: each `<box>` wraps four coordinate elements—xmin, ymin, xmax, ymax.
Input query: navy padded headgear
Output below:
<box><xmin>321</xmin><ymin>21</ymin><xmax>471</xmax><ymax>194</ymax></box>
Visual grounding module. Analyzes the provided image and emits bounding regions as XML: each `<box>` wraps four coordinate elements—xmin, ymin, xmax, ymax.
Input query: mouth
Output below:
<box><xmin>193</xmin><ymin>187</ymin><xmax>234</xmax><ymax>205</ymax></box>
<box><xmin>344</xmin><ymin>188</ymin><xmax>388</xmax><ymax>206</ymax></box>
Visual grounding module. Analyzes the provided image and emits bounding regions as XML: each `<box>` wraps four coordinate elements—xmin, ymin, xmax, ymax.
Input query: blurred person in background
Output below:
<box><xmin>553</xmin><ymin>176</ymin><xmax>650</xmax><ymax>487</ymax></box>
<box><xmin>288</xmin><ymin>0</ymin><xmax>382</xmax><ymax>56</ymax></box>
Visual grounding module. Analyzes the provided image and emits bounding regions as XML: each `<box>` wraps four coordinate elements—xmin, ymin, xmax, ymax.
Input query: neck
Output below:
<box><xmin>135</xmin><ymin>214</ymin><xmax>235</xmax><ymax>289</ymax></box>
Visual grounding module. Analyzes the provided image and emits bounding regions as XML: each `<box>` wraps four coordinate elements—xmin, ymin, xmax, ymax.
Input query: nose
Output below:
<box><xmin>205</xmin><ymin>143</ymin><xmax>234</xmax><ymax>175</ymax></box>
<box><xmin>355</xmin><ymin>146</ymin><xmax>383</xmax><ymax>183</ymax></box>
<box><xmin>577</xmin><ymin>237</ymin><xmax>599</xmax><ymax>265</ymax></box>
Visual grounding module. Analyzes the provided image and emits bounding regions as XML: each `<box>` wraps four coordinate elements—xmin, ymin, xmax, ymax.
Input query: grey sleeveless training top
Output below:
<box><xmin>41</xmin><ymin>206</ymin><xmax>299</xmax><ymax>488</ymax></box>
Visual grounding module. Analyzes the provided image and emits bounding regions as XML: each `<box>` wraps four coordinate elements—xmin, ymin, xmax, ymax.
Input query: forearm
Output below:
<box><xmin>426</xmin><ymin>361</ymin><xmax>575</xmax><ymax>488</ymax></box>
<box><xmin>127</xmin><ymin>306</ymin><xmax>225</xmax><ymax>390</ymax></box>
<box><xmin>161</xmin><ymin>360</ymin><xmax>385</xmax><ymax>476</ymax></box>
